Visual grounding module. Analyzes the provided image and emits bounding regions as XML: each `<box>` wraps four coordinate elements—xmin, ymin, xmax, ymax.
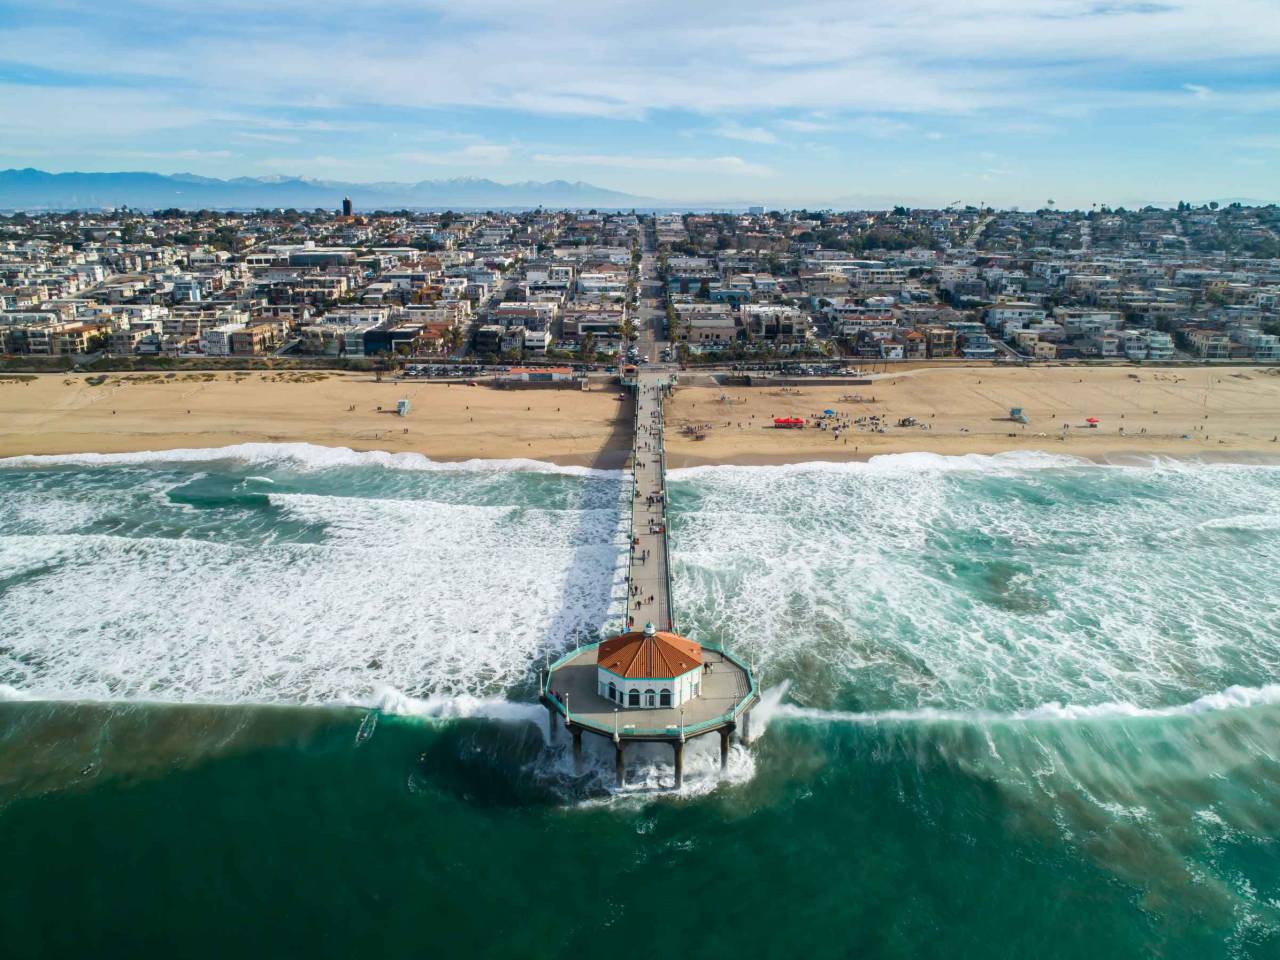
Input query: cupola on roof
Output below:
<box><xmin>596</xmin><ymin>624</ymin><xmax>702</xmax><ymax>679</ymax></box>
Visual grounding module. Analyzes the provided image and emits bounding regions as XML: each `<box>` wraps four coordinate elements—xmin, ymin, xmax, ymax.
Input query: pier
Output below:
<box><xmin>541</xmin><ymin>368</ymin><xmax>758</xmax><ymax>788</ymax></box>
<box><xmin>626</xmin><ymin>370</ymin><xmax>675</xmax><ymax>633</ymax></box>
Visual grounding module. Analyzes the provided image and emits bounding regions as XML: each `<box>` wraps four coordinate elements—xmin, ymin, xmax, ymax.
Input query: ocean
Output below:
<box><xmin>2</xmin><ymin>444</ymin><xmax>1278</xmax><ymax>958</ymax></box>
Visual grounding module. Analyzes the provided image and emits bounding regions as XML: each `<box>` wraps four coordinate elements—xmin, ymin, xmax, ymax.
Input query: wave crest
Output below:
<box><xmin>775</xmin><ymin>684</ymin><xmax>1280</xmax><ymax>726</ymax></box>
<box><xmin>0</xmin><ymin>442</ymin><xmax>624</xmax><ymax>479</ymax></box>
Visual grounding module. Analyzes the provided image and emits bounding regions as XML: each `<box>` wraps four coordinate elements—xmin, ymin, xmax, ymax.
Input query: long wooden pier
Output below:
<box><xmin>540</xmin><ymin>365</ymin><xmax>758</xmax><ymax>789</ymax></box>
<box><xmin>625</xmin><ymin>369</ymin><xmax>675</xmax><ymax>633</ymax></box>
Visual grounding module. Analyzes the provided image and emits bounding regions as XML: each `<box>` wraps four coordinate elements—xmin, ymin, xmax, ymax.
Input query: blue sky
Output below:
<box><xmin>0</xmin><ymin>0</ymin><xmax>1277</xmax><ymax>207</ymax></box>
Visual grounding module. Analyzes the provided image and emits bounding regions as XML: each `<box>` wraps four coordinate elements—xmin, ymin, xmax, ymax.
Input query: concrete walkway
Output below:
<box><xmin>625</xmin><ymin>370</ymin><xmax>674</xmax><ymax>632</ymax></box>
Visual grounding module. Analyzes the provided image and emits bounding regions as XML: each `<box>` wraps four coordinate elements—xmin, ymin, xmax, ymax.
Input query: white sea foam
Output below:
<box><xmin>743</xmin><ymin>681</ymin><xmax>791</xmax><ymax>742</ymax></box>
<box><xmin>1198</xmin><ymin>514</ymin><xmax>1280</xmax><ymax>531</ymax></box>
<box><xmin>0</xmin><ymin>490</ymin><xmax>628</xmax><ymax>704</ymax></box>
<box><xmin>668</xmin><ymin>448</ymin><xmax>1092</xmax><ymax>480</ymax></box>
<box><xmin>773</xmin><ymin>683</ymin><xmax>1280</xmax><ymax>726</ymax></box>
<box><xmin>2</xmin><ymin>450</ymin><xmax>1277</xmax><ymax>722</ymax></box>
<box><xmin>0</xmin><ymin>441</ymin><xmax>625</xmax><ymax>479</ymax></box>
<box><xmin>376</xmin><ymin>685</ymin><xmax>758</xmax><ymax>800</ymax></box>
<box><xmin>0</xmin><ymin>684</ymin><xmax>34</xmax><ymax>701</ymax></box>
<box><xmin>671</xmin><ymin>452</ymin><xmax>1280</xmax><ymax>715</ymax></box>
<box><xmin>538</xmin><ymin>732</ymin><xmax>757</xmax><ymax>804</ymax></box>
<box><xmin>370</xmin><ymin>686</ymin><xmax>546</xmax><ymax>727</ymax></box>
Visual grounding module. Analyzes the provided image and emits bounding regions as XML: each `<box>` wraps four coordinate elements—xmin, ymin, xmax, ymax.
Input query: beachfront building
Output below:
<box><xmin>596</xmin><ymin>623</ymin><xmax>703</xmax><ymax>710</ymax></box>
<box><xmin>200</xmin><ymin>321</ymin><xmax>245</xmax><ymax>356</ymax></box>
<box><xmin>1185</xmin><ymin>329</ymin><xmax>1233</xmax><ymax>360</ymax></box>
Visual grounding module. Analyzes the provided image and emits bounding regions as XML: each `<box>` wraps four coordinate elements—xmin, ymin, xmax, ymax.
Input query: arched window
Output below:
<box><xmin>608</xmin><ymin>682</ymin><xmax>618</xmax><ymax>702</ymax></box>
<box><xmin>628</xmin><ymin>689</ymin><xmax>640</xmax><ymax>707</ymax></box>
<box><xmin>646</xmin><ymin>689</ymin><xmax>656</xmax><ymax>708</ymax></box>
<box><xmin>660</xmin><ymin>689</ymin><xmax>672</xmax><ymax>707</ymax></box>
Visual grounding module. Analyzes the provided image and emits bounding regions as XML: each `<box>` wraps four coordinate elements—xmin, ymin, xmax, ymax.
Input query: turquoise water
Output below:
<box><xmin>2</xmin><ymin>445</ymin><xmax>1279</xmax><ymax>957</ymax></box>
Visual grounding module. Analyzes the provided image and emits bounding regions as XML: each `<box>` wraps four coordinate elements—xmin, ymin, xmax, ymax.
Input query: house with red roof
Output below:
<box><xmin>595</xmin><ymin>622</ymin><xmax>704</xmax><ymax>710</ymax></box>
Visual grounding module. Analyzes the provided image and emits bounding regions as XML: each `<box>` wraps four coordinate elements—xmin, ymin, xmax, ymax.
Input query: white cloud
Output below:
<box><xmin>391</xmin><ymin>143</ymin><xmax>513</xmax><ymax>165</ymax></box>
<box><xmin>4</xmin><ymin>1</ymin><xmax>1278</xmax><ymax>123</ymax></box>
<box><xmin>235</xmin><ymin>132</ymin><xmax>300</xmax><ymax>144</ymax></box>
<box><xmin>256</xmin><ymin>154</ymin><xmax>360</xmax><ymax>173</ymax></box>
<box><xmin>860</xmin><ymin>117</ymin><xmax>914</xmax><ymax>139</ymax></box>
<box><xmin>533</xmin><ymin>153</ymin><xmax>773</xmax><ymax>176</ymax></box>
<box><xmin>2</xmin><ymin>0</ymin><xmax>1279</xmax><ymax>204</ymax></box>
<box><xmin>164</xmin><ymin>149</ymin><xmax>236</xmax><ymax>160</ymax></box>
<box><xmin>711</xmin><ymin>121</ymin><xmax>777</xmax><ymax>143</ymax></box>
<box><xmin>778</xmin><ymin>118</ymin><xmax>835</xmax><ymax>133</ymax></box>
<box><xmin>0</xmin><ymin>84</ymin><xmax>214</xmax><ymax>139</ymax></box>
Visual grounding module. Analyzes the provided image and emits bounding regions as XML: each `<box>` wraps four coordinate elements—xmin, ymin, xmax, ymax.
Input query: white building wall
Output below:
<box><xmin>200</xmin><ymin>323</ymin><xmax>244</xmax><ymax>356</ymax></box>
<box><xmin>597</xmin><ymin>666</ymin><xmax>702</xmax><ymax>710</ymax></box>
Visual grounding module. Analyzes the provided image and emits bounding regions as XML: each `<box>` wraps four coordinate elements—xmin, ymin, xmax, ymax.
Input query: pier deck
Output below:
<box><xmin>626</xmin><ymin>369</ymin><xmax>675</xmax><ymax>632</ymax></box>
<box><xmin>542</xmin><ymin>366</ymin><xmax>757</xmax><ymax>787</ymax></box>
<box><xmin>545</xmin><ymin>646</ymin><xmax>749</xmax><ymax>739</ymax></box>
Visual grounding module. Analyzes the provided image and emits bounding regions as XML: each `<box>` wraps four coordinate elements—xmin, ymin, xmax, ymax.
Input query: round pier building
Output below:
<box><xmin>596</xmin><ymin>622</ymin><xmax>703</xmax><ymax>709</ymax></box>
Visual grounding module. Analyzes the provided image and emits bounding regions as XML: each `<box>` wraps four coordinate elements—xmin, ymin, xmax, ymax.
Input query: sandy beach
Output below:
<box><xmin>665</xmin><ymin>365</ymin><xmax>1280</xmax><ymax>466</ymax></box>
<box><xmin>2</xmin><ymin>365</ymin><xmax>1279</xmax><ymax>466</ymax></box>
<box><xmin>0</xmin><ymin>371</ymin><xmax>635</xmax><ymax>467</ymax></box>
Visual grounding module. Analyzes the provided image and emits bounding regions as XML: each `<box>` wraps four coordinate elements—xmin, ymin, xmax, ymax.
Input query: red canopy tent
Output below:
<box><xmin>774</xmin><ymin>417</ymin><xmax>805</xmax><ymax>429</ymax></box>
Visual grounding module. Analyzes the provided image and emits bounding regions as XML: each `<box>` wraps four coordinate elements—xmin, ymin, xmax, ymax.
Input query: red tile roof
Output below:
<box><xmin>597</xmin><ymin>630</ymin><xmax>702</xmax><ymax>679</ymax></box>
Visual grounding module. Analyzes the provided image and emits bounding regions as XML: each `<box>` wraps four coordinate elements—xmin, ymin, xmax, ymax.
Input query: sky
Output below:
<box><xmin>0</xmin><ymin>0</ymin><xmax>1278</xmax><ymax>208</ymax></box>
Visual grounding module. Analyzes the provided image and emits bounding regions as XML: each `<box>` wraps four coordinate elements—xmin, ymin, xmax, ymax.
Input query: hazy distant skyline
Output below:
<box><xmin>1</xmin><ymin>0</ymin><xmax>1277</xmax><ymax>208</ymax></box>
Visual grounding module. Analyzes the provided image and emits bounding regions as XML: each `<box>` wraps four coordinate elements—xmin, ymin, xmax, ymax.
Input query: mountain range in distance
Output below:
<box><xmin>0</xmin><ymin>168</ymin><xmax>653</xmax><ymax>211</ymax></box>
<box><xmin>1</xmin><ymin>168</ymin><xmax>1271</xmax><ymax>213</ymax></box>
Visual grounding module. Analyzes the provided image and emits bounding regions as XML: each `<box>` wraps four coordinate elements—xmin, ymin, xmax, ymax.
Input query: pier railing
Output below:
<box><xmin>626</xmin><ymin>375</ymin><xmax>677</xmax><ymax>634</ymax></box>
<box><xmin>626</xmin><ymin>389</ymin><xmax>639</xmax><ymax>594</ymax></box>
<box><xmin>542</xmin><ymin>639</ymin><xmax>757</xmax><ymax>739</ymax></box>
<box><xmin>653</xmin><ymin>383</ymin><xmax>676</xmax><ymax>632</ymax></box>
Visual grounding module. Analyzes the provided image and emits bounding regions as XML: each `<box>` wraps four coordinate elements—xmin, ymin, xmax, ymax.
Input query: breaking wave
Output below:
<box><xmin>773</xmin><ymin>683</ymin><xmax>1280</xmax><ymax>726</ymax></box>
<box><xmin>0</xmin><ymin>441</ymin><xmax>625</xmax><ymax>479</ymax></box>
<box><xmin>1</xmin><ymin>450</ymin><xmax>1277</xmax><ymax>721</ymax></box>
<box><xmin>669</xmin><ymin>448</ymin><xmax>1093</xmax><ymax>479</ymax></box>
